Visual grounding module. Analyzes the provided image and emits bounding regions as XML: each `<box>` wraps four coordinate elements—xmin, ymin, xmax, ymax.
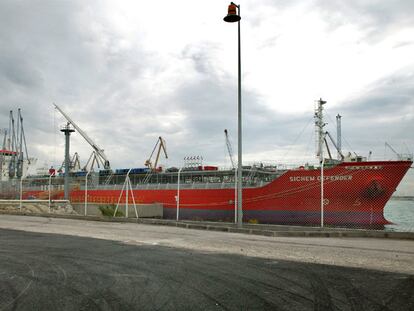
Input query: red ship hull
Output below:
<box><xmin>24</xmin><ymin>160</ymin><xmax>412</xmax><ymax>226</ymax></box>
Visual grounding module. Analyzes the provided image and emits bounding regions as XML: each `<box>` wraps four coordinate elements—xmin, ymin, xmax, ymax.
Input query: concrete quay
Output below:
<box><xmin>0</xmin><ymin>214</ymin><xmax>414</xmax><ymax>310</ymax></box>
<box><xmin>1</xmin><ymin>209</ymin><xmax>413</xmax><ymax>240</ymax></box>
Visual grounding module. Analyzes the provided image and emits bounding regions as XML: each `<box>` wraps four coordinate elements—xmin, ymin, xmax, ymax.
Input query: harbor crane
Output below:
<box><xmin>54</xmin><ymin>103</ymin><xmax>110</xmax><ymax>171</ymax></box>
<box><xmin>224</xmin><ymin>129</ymin><xmax>235</xmax><ymax>169</ymax></box>
<box><xmin>145</xmin><ymin>136</ymin><xmax>168</xmax><ymax>171</ymax></box>
<box><xmin>4</xmin><ymin>109</ymin><xmax>31</xmax><ymax>178</ymax></box>
<box><xmin>58</xmin><ymin>152</ymin><xmax>81</xmax><ymax>173</ymax></box>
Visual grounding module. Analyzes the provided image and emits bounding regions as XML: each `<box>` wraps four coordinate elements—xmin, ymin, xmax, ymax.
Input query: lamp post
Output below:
<box><xmin>224</xmin><ymin>2</ymin><xmax>243</xmax><ymax>226</ymax></box>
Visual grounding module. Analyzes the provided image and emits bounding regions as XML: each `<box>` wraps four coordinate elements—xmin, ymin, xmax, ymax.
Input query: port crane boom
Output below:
<box><xmin>54</xmin><ymin>103</ymin><xmax>110</xmax><ymax>170</ymax></box>
<box><xmin>385</xmin><ymin>142</ymin><xmax>402</xmax><ymax>160</ymax></box>
<box><xmin>145</xmin><ymin>137</ymin><xmax>168</xmax><ymax>171</ymax></box>
<box><xmin>325</xmin><ymin>131</ymin><xmax>344</xmax><ymax>160</ymax></box>
<box><xmin>224</xmin><ymin>129</ymin><xmax>235</xmax><ymax>169</ymax></box>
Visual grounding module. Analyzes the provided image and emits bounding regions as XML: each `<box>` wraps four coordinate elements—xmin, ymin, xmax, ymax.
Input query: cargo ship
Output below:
<box><xmin>21</xmin><ymin>100</ymin><xmax>413</xmax><ymax>226</ymax></box>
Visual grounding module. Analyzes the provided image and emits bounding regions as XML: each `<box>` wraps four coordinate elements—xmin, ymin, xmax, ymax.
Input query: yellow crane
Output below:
<box><xmin>145</xmin><ymin>137</ymin><xmax>168</xmax><ymax>171</ymax></box>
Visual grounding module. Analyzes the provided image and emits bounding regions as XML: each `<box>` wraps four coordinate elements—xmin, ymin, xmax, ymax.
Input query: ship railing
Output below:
<box><xmin>8</xmin><ymin>168</ymin><xmax>282</xmax><ymax>194</ymax></box>
<box><xmin>90</xmin><ymin>180</ymin><xmax>271</xmax><ymax>191</ymax></box>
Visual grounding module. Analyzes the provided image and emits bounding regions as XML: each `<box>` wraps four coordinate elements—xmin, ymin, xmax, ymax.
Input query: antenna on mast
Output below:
<box><xmin>314</xmin><ymin>98</ymin><xmax>326</xmax><ymax>163</ymax></box>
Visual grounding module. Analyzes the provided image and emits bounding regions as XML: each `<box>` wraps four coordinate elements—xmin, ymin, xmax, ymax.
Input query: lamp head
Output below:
<box><xmin>224</xmin><ymin>2</ymin><xmax>241</xmax><ymax>23</ymax></box>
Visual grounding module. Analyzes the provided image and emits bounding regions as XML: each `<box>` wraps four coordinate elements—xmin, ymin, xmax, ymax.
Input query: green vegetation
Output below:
<box><xmin>98</xmin><ymin>205</ymin><xmax>124</xmax><ymax>217</ymax></box>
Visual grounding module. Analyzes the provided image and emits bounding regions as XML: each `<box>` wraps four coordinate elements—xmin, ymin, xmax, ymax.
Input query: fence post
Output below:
<box><xmin>113</xmin><ymin>170</ymin><xmax>137</xmax><ymax>218</ymax></box>
<box><xmin>85</xmin><ymin>171</ymin><xmax>91</xmax><ymax>216</ymax></box>
<box><xmin>19</xmin><ymin>177</ymin><xmax>23</xmax><ymax>211</ymax></box>
<box><xmin>234</xmin><ymin>167</ymin><xmax>237</xmax><ymax>224</ymax></box>
<box><xmin>320</xmin><ymin>157</ymin><xmax>325</xmax><ymax>228</ymax></box>
<box><xmin>125</xmin><ymin>171</ymin><xmax>129</xmax><ymax>218</ymax></box>
<box><xmin>176</xmin><ymin>167</ymin><xmax>182</xmax><ymax>221</ymax></box>
<box><xmin>48</xmin><ymin>174</ymin><xmax>52</xmax><ymax>213</ymax></box>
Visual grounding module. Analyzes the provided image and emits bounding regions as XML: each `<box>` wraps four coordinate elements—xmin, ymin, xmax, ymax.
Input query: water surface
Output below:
<box><xmin>384</xmin><ymin>198</ymin><xmax>414</xmax><ymax>232</ymax></box>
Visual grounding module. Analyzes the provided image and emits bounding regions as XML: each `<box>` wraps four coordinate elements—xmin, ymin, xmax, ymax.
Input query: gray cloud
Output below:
<box><xmin>248</xmin><ymin>0</ymin><xmax>414</xmax><ymax>47</ymax></box>
<box><xmin>1</xmin><ymin>0</ymin><xmax>413</xmax><ymax>180</ymax></box>
<box><xmin>314</xmin><ymin>0</ymin><xmax>414</xmax><ymax>43</ymax></box>
<box><xmin>326</xmin><ymin>69</ymin><xmax>414</xmax><ymax>158</ymax></box>
<box><xmin>0</xmin><ymin>0</ymin><xmax>156</xmax><ymax>168</ymax></box>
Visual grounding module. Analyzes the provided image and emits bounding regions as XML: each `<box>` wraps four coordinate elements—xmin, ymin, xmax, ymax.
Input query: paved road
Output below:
<box><xmin>0</xmin><ymin>215</ymin><xmax>414</xmax><ymax>310</ymax></box>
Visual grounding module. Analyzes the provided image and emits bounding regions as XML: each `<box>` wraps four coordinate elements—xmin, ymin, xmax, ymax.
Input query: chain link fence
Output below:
<box><xmin>0</xmin><ymin>177</ymin><xmax>72</xmax><ymax>214</ymax></box>
<box><xmin>1</xmin><ymin>162</ymin><xmax>412</xmax><ymax>232</ymax></box>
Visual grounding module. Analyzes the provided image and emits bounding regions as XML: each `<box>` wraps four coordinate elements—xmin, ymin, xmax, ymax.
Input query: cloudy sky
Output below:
<box><xmin>1</xmin><ymin>0</ymin><xmax>413</xmax><ymax>193</ymax></box>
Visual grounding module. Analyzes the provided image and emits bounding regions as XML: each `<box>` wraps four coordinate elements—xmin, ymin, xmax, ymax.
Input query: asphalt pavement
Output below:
<box><xmin>0</xmin><ymin>215</ymin><xmax>414</xmax><ymax>310</ymax></box>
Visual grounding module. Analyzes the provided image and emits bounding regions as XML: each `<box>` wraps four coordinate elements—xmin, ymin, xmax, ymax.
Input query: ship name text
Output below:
<box><xmin>345</xmin><ymin>165</ymin><xmax>383</xmax><ymax>170</ymax></box>
<box><xmin>289</xmin><ymin>175</ymin><xmax>353</xmax><ymax>182</ymax></box>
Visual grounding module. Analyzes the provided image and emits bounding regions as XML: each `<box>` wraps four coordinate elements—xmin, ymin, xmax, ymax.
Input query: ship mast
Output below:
<box><xmin>336</xmin><ymin>114</ymin><xmax>342</xmax><ymax>160</ymax></box>
<box><xmin>314</xmin><ymin>98</ymin><xmax>326</xmax><ymax>163</ymax></box>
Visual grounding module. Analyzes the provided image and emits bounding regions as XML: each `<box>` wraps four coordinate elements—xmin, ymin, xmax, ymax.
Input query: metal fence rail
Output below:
<box><xmin>1</xmin><ymin>165</ymin><xmax>412</xmax><ymax>233</ymax></box>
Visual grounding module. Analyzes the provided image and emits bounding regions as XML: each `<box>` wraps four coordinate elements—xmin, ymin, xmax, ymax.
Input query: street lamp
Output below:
<box><xmin>224</xmin><ymin>2</ymin><xmax>243</xmax><ymax>226</ymax></box>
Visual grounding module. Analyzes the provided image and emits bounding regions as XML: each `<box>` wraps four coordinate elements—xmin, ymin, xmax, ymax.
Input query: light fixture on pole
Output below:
<box><xmin>223</xmin><ymin>2</ymin><xmax>243</xmax><ymax>226</ymax></box>
<box><xmin>224</xmin><ymin>2</ymin><xmax>241</xmax><ymax>22</ymax></box>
